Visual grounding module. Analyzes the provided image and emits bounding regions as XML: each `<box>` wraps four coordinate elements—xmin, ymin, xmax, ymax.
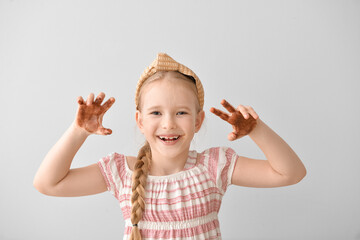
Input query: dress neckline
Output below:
<box><xmin>124</xmin><ymin>150</ymin><xmax>199</xmax><ymax>180</ymax></box>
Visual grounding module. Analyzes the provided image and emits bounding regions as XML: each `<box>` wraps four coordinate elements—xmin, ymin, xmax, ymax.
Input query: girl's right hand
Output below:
<box><xmin>74</xmin><ymin>92</ymin><xmax>115</xmax><ymax>136</ymax></box>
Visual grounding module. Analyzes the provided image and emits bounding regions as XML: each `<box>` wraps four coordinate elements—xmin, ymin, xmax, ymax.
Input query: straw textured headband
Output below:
<box><xmin>135</xmin><ymin>53</ymin><xmax>204</xmax><ymax>109</ymax></box>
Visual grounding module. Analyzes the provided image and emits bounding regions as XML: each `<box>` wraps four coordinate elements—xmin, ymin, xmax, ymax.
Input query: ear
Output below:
<box><xmin>135</xmin><ymin>110</ymin><xmax>144</xmax><ymax>133</ymax></box>
<box><xmin>195</xmin><ymin>110</ymin><xmax>205</xmax><ymax>133</ymax></box>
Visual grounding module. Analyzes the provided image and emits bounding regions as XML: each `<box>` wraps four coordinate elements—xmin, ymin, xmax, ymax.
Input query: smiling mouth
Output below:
<box><xmin>158</xmin><ymin>136</ymin><xmax>181</xmax><ymax>142</ymax></box>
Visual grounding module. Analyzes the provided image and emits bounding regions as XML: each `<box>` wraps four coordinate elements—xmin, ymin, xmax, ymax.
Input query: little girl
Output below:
<box><xmin>33</xmin><ymin>53</ymin><xmax>307</xmax><ymax>240</ymax></box>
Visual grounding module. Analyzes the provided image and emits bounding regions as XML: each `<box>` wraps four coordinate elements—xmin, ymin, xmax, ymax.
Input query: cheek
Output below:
<box><xmin>181</xmin><ymin>118</ymin><xmax>197</xmax><ymax>131</ymax></box>
<box><xmin>143</xmin><ymin>119</ymin><xmax>158</xmax><ymax>131</ymax></box>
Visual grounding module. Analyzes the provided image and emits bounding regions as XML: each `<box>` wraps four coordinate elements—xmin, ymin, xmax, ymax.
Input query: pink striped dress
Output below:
<box><xmin>97</xmin><ymin>147</ymin><xmax>238</xmax><ymax>240</ymax></box>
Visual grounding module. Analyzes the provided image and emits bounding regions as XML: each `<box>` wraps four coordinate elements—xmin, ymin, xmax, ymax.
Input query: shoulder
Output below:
<box><xmin>105</xmin><ymin>154</ymin><xmax>142</xmax><ymax>172</ymax></box>
<box><xmin>199</xmin><ymin>146</ymin><xmax>236</xmax><ymax>158</ymax></box>
<box><xmin>196</xmin><ymin>147</ymin><xmax>238</xmax><ymax>193</ymax></box>
<box><xmin>125</xmin><ymin>155</ymin><xmax>137</xmax><ymax>171</ymax></box>
<box><xmin>100</xmin><ymin>153</ymin><xmax>136</xmax><ymax>171</ymax></box>
<box><xmin>197</xmin><ymin>146</ymin><xmax>237</xmax><ymax>171</ymax></box>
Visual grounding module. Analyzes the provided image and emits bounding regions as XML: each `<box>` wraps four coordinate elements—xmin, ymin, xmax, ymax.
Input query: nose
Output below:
<box><xmin>161</xmin><ymin>115</ymin><xmax>176</xmax><ymax>130</ymax></box>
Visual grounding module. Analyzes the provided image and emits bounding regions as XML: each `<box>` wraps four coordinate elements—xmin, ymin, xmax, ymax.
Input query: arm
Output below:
<box><xmin>210</xmin><ymin>99</ymin><xmax>306</xmax><ymax>188</ymax></box>
<box><xmin>33</xmin><ymin>92</ymin><xmax>115</xmax><ymax>196</ymax></box>
<box><xmin>247</xmin><ymin>118</ymin><xmax>306</xmax><ymax>183</ymax></box>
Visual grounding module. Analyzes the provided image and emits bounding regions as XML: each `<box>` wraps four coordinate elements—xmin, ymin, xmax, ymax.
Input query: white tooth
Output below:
<box><xmin>159</xmin><ymin>136</ymin><xmax>179</xmax><ymax>140</ymax></box>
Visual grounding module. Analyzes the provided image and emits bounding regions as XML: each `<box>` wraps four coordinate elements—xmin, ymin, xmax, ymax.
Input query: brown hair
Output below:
<box><xmin>129</xmin><ymin>141</ymin><xmax>151</xmax><ymax>240</ymax></box>
<box><xmin>129</xmin><ymin>71</ymin><xmax>201</xmax><ymax>240</ymax></box>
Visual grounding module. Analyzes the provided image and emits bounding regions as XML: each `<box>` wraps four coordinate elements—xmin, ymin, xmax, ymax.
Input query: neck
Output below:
<box><xmin>149</xmin><ymin>149</ymin><xmax>189</xmax><ymax>176</ymax></box>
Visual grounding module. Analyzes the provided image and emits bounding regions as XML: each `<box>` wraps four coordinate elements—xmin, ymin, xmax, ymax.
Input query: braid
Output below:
<box><xmin>129</xmin><ymin>141</ymin><xmax>151</xmax><ymax>240</ymax></box>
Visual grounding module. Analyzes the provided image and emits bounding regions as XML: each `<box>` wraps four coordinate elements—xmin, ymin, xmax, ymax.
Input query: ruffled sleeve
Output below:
<box><xmin>200</xmin><ymin>147</ymin><xmax>238</xmax><ymax>194</ymax></box>
<box><xmin>97</xmin><ymin>152</ymin><xmax>126</xmax><ymax>200</ymax></box>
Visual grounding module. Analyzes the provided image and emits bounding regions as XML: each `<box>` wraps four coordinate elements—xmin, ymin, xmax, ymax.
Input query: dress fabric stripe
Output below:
<box><xmin>120</xmin><ymin>199</ymin><xmax>221</xmax><ymax>221</ymax></box>
<box><xmin>98</xmin><ymin>147</ymin><xmax>237</xmax><ymax>240</ymax></box>
<box><xmin>124</xmin><ymin>220</ymin><xmax>220</xmax><ymax>239</ymax></box>
<box><xmin>117</xmin><ymin>187</ymin><xmax>221</xmax><ymax>206</ymax></box>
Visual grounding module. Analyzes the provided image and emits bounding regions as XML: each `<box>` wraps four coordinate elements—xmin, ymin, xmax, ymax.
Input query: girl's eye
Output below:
<box><xmin>151</xmin><ymin>111</ymin><xmax>161</xmax><ymax>115</ymax></box>
<box><xmin>177</xmin><ymin>111</ymin><xmax>187</xmax><ymax>115</ymax></box>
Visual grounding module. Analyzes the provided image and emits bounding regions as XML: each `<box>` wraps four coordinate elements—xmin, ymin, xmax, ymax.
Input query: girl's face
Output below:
<box><xmin>136</xmin><ymin>73</ymin><xmax>204</xmax><ymax>159</ymax></box>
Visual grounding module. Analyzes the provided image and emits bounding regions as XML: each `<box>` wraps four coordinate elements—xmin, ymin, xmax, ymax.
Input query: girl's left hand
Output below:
<box><xmin>210</xmin><ymin>99</ymin><xmax>259</xmax><ymax>141</ymax></box>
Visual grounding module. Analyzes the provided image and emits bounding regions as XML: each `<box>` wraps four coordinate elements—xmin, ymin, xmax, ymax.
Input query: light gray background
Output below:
<box><xmin>1</xmin><ymin>0</ymin><xmax>359</xmax><ymax>239</ymax></box>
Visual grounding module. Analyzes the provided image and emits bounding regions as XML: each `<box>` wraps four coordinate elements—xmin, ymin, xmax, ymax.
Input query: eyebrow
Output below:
<box><xmin>147</xmin><ymin>106</ymin><xmax>192</xmax><ymax>111</ymax></box>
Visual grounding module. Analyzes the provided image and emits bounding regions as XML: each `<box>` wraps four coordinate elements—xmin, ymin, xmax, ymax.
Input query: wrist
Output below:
<box><xmin>248</xmin><ymin>118</ymin><xmax>263</xmax><ymax>138</ymax></box>
<box><xmin>70</xmin><ymin>122</ymin><xmax>91</xmax><ymax>138</ymax></box>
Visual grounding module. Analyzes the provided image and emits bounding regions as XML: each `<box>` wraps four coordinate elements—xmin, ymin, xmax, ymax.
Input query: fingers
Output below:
<box><xmin>98</xmin><ymin>127</ymin><xmax>112</xmax><ymax>135</ymax></box>
<box><xmin>228</xmin><ymin>132</ymin><xmax>238</xmax><ymax>141</ymax></box>
<box><xmin>86</xmin><ymin>93</ymin><xmax>95</xmax><ymax>105</ymax></box>
<box><xmin>221</xmin><ymin>99</ymin><xmax>236</xmax><ymax>113</ymax></box>
<box><xmin>102</xmin><ymin>97</ymin><xmax>115</xmax><ymax>112</ymax></box>
<box><xmin>213</xmin><ymin>99</ymin><xmax>260</xmax><ymax>121</ymax></box>
<box><xmin>78</xmin><ymin>92</ymin><xmax>115</xmax><ymax>109</ymax></box>
<box><xmin>248</xmin><ymin>106</ymin><xmax>259</xmax><ymax>119</ymax></box>
<box><xmin>94</xmin><ymin>92</ymin><xmax>106</xmax><ymax>105</ymax></box>
<box><xmin>210</xmin><ymin>107</ymin><xmax>229</xmax><ymax>121</ymax></box>
<box><xmin>77</xmin><ymin>96</ymin><xmax>85</xmax><ymax>105</ymax></box>
<box><xmin>236</xmin><ymin>105</ymin><xmax>259</xmax><ymax>120</ymax></box>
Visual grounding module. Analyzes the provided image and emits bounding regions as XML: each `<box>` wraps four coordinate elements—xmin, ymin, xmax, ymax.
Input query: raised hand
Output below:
<box><xmin>210</xmin><ymin>99</ymin><xmax>259</xmax><ymax>141</ymax></box>
<box><xmin>74</xmin><ymin>92</ymin><xmax>115</xmax><ymax>136</ymax></box>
